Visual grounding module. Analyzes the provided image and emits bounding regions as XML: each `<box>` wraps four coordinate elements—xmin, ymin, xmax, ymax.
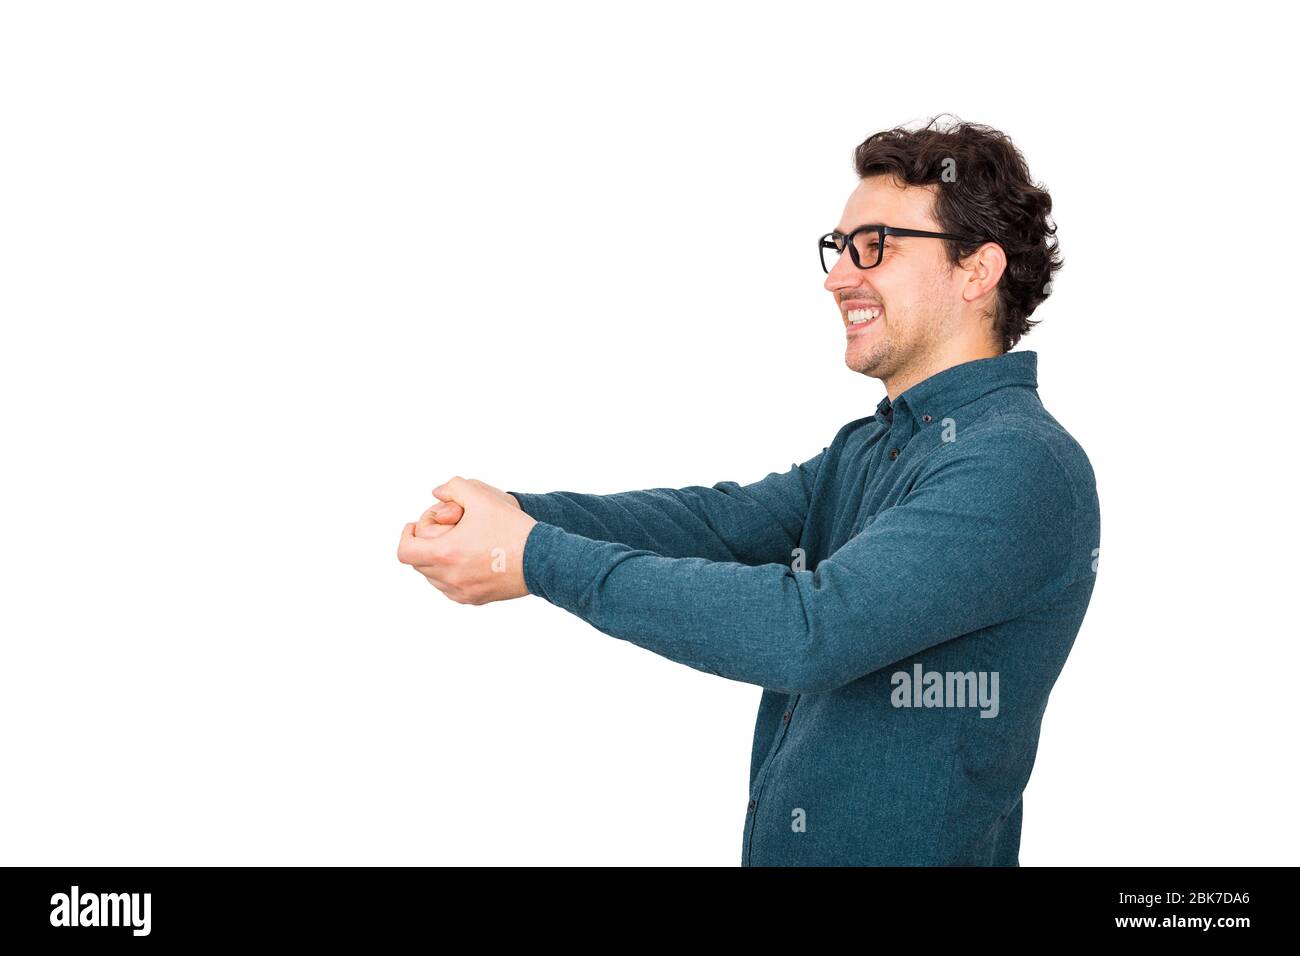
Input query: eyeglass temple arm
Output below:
<box><xmin>882</xmin><ymin>227</ymin><xmax>979</xmax><ymax>241</ymax></box>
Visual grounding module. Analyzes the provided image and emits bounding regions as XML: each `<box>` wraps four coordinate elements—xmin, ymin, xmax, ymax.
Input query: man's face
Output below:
<box><xmin>824</xmin><ymin>175</ymin><xmax>968</xmax><ymax>381</ymax></box>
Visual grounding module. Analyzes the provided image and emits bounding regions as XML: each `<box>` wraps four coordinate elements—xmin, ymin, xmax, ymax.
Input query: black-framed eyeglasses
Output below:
<box><xmin>818</xmin><ymin>224</ymin><xmax>980</xmax><ymax>273</ymax></box>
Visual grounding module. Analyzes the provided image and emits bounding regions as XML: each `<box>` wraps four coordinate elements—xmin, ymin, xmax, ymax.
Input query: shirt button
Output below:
<box><xmin>782</xmin><ymin>711</ymin><xmax>791</xmax><ymax>723</ymax></box>
<box><xmin>922</xmin><ymin>414</ymin><xmax>932</xmax><ymax>423</ymax></box>
<box><xmin>889</xmin><ymin>448</ymin><xmax>900</xmax><ymax>460</ymax></box>
<box><xmin>748</xmin><ymin>799</ymin><xmax>757</xmax><ymax>812</ymax></box>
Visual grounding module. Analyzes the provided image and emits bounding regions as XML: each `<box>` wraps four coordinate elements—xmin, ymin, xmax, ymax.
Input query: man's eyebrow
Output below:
<box><xmin>834</xmin><ymin>223</ymin><xmax>895</xmax><ymax>234</ymax></box>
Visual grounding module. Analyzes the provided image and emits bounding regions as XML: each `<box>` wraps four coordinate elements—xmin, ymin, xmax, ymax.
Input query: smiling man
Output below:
<box><xmin>397</xmin><ymin>116</ymin><xmax>1101</xmax><ymax>866</ymax></box>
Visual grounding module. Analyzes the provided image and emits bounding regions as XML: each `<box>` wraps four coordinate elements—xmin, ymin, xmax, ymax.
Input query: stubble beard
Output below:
<box><xmin>846</xmin><ymin>325</ymin><xmax>899</xmax><ymax>380</ymax></box>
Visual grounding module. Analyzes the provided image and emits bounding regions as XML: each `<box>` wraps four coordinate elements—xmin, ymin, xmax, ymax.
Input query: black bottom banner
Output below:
<box><xmin>0</xmin><ymin>865</ymin><xmax>1286</xmax><ymax>943</ymax></box>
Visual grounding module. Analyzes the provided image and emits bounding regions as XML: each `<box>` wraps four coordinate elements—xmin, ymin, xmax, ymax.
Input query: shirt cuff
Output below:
<box><xmin>507</xmin><ymin>491</ymin><xmax>564</xmax><ymax>527</ymax></box>
<box><xmin>521</xmin><ymin>520</ymin><xmax>603</xmax><ymax>608</ymax></box>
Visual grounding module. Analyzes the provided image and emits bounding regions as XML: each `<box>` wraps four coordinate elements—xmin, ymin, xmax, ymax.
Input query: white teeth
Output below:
<box><xmin>847</xmin><ymin>307</ymin><xmax>881</xmax><ymax>325</ymax></box>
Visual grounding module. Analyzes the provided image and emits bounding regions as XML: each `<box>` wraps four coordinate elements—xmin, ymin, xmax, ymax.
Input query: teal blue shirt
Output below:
<box><xmin>510</xmin><ymin>350</ymin><xmax>1100</xmax><ymax>865</ymax></box>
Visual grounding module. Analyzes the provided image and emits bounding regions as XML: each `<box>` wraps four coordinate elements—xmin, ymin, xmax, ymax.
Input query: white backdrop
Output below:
<box><xmin>2</xmin><ymin>1</ymin><xmax>1296</xmax><ymax>866</ymax></box>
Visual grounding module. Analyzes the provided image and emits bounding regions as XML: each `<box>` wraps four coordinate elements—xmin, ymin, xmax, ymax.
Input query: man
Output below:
<box><xmin>397</xmin><ymin>116</ymin><xmax>1100</xmax><ymax>866</ymax></box>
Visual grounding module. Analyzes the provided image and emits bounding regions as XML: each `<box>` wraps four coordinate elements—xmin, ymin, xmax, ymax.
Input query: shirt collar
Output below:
<box><xmin>874</xmin><ymin>350</ymin><xmax>1038</xmax><ymax>428</ymax></box>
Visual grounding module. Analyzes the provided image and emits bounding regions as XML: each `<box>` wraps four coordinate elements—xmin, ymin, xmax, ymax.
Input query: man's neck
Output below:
<box><xmin>884</xmin><ymin>342</ymin><xmax>1003</xmax><ymax>402</ymax></box>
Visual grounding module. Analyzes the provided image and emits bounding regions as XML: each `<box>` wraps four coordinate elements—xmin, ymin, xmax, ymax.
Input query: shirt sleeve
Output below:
<box><xmin>521</xmin><ymin>429</ymin><xmax>1081</xmax><ymax>694</ymax></box>
<box><xmin>505</xmin><ymin>448</ymin><xmax>826</xmax><ymax>567</ymax></box>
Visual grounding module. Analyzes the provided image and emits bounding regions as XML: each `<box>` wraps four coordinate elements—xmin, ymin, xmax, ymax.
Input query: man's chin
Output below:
<box><xmin>845</xmin><ymin>345</ymin><xmax>885</xmax><ymax>377</ymax></box>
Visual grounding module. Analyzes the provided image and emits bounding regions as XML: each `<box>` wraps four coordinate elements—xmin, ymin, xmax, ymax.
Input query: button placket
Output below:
<box><xmin>744</xmin><ymin>692</ymin><xmax>801</xmax><ymax>863</ymax></box>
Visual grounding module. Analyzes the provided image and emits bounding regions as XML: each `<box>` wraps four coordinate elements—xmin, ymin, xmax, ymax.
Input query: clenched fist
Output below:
<box><xmin>398</xmin><ymin>477</ymin><xmax>534</xmax><ymax>605</ymax></box>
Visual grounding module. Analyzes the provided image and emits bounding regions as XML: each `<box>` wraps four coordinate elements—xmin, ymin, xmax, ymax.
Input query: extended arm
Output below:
<box><xmin>521</xmin><ymin>430</ymin><xmax>1083</xmax><ymax>694</ymax></box>
<box><xmin>505</xmin><ymin>448</ymin><xmax>826</xmax><ymax>566</ymax></box>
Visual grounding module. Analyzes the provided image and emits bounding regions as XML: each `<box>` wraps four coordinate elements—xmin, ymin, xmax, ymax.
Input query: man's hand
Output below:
<box><xmin>411</xmin><ymin>489</ymin><xmax>520</xmax><ymax>540</ymax></box>
<box><xmin>397</xmin><ymin>477</ymin><xmax>535</xmax><ymax>605</ymax></box>
<box><xmin>413</xmin><ymin>499</ymin><xmax>463</xmax><ymax>539</ymax></box>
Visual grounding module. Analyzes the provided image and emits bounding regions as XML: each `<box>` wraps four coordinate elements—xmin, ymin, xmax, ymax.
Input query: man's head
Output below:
<box><xmin>824</xmin><ymin>116</ymin><xmax>1061</xmax><ymax>396</ymax></box>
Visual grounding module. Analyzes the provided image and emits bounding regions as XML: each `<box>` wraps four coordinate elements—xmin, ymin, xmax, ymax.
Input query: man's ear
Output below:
<box><xmin>961</xmin><ymin>241</ymin><xmax>1006</xmax><ymax>306</ymax></box>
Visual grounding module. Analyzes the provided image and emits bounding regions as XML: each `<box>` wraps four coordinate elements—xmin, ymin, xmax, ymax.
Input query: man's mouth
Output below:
<box><xmin>845</xmin><ymin>305</ymin><xmax>883</xmax><ymax>329</ymax></box>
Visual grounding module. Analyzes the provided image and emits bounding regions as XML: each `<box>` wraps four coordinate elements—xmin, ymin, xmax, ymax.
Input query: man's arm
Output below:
<box><xmin>503</xmin><ymin>447</ymin><xmax>827</xmax><ymax>567</ymax></box>
<box><xmin>520</xmin><ymin>429</ymin><xmax>1089</xmax><ymax>694</ymax></box>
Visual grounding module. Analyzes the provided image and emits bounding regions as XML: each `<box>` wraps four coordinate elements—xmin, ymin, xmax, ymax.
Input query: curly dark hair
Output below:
<box><xmin>853</xmin><ymin>114</ymin><xmax>1061</xmax><ymax>352</ymax></box>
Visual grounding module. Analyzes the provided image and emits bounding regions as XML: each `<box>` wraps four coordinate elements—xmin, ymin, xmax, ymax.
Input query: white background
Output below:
<box><xmin>2</xmin><ymin>1</ymin><xmax>1296</xmax><ymax>866</ymax></box>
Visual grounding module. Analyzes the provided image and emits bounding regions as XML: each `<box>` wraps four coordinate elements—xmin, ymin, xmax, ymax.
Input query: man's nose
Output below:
<box><xmin>824</xmin><ymin>249</ymin><xmax>862</xmax><ymax>293</ymax></box>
